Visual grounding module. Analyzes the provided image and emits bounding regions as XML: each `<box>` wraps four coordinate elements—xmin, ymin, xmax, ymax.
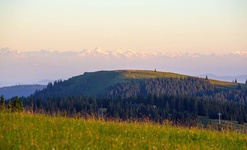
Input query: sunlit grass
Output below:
<box><xmin>1</xmin><ymin>112</ymin><xmax>246</xmax><ymax>150</ymax></box>
<box><xmin>209</xmin><ymin>79</ymin><xmax>236</xmax><ymax>86</ymax></box>
<box><xmin>119</xmin><ymin>70</ymin><xmax>188</xmax><ymax>79</ymax></box>
<box><xmin>119</xmin><ymin>70</ymin><xmax>241</xmax><ymax>88</ymax></box>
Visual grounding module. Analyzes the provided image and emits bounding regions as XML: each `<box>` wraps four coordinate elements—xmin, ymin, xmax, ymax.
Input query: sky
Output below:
<box><xmin>0</xmin><ymin>0</ymin><xmax>247</xmax><ymax>86</ymax></box>
<box><xmin>0</xmin><ymin>0</ymin><xmax>247</xmax><ymax>53</ymax></box>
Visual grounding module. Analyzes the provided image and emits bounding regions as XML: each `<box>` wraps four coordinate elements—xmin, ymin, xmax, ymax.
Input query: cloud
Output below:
<box><xmin>231</xmin><ymin>51</ymin><xmax>247</xmax><ymax>57</ymax></box>
<box><xmin>0</xmin><ymin>47</ymin><xmax>246</xmax><ymax>87</ymax></box>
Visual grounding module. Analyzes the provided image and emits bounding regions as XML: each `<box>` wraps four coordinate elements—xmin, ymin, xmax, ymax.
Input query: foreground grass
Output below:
<box><xmin>0</xmin><ymin>112</ymin><xmax>247</xmax><ymax>150</ymax></box>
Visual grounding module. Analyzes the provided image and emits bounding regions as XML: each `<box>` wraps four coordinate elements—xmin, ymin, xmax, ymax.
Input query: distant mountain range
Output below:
<box><xmin>1</xmin><ymin>47</ymin><xmax>247</xmax><ymax>58</ymax></box>
<box><xmin>0</xmin><ymin>85</ymin><xmax>46</xmax><ymax>99</ymax></box>
<box><xmin>198</xmin><ymin>74</ymin><xmax>247</xmax><ymax>83</ymax></box>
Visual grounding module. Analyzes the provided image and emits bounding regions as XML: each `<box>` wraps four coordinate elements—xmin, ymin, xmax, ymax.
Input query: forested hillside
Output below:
<box><xmin>23</xmin><ymin>95</ymin><xmax>247</xmax><ymax>124</ymax></box>
<box><xmin>20</xmin><ymin>70</ymin><xmax>247</xmax><ymax>124</ymax></box>
<box><xmin>32</xmin><ymin>70</ymin><xmax>247</xmax><ymax>102</ymax></box>
<box><xmin>106</xmin><ymin>77</ymin><xmax>246</xmax><ymax>102</ymax></box>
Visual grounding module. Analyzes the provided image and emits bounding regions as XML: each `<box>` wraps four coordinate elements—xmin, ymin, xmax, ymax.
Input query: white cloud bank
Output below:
<box><xmin>0</xmin><ymin>47</ymin><xmax>246</xmax><ymax>87</ymax></box>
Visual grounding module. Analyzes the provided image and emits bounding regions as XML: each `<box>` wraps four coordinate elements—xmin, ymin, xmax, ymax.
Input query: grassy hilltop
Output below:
<box><xmin>1</xmin><ymin>112</ymin><xmax>247</xmax><ymax>150</ymax></box>
<box><xmin>62</xmin><ymin>70</ymin><xmax>190</xmax><ymax>96</ymax></box>
<box><xmin>121</xmin><ymin>70</ymin><xmax>244</xmax><ymax>88</ymax></box>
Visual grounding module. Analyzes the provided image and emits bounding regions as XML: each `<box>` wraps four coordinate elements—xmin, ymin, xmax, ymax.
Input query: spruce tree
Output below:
<box><xmin>0</xmin><ymin>95</ymin><xmax>5</xmax><ymax>111</ymax></box>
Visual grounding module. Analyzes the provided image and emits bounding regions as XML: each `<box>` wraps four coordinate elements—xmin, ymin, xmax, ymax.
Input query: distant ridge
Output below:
<box><xmin>0</xmin><ymin>84</ymin><xmax>46</xmax><ymax>99</ymax></box>
<box><xmin>36</xmin><ymin>79</ymin><xmax>54</xmax><ymax>85</ymax></box>
<box><xmin>198</xmin><ymin>74</ymin><xmax>247</xmax><ymax>83</ymax></box>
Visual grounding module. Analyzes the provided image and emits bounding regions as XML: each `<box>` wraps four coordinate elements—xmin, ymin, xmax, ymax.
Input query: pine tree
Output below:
<box><xmin>0</xmin><ymin>95</ymin><xmax>5</xmax><ymax>111</ymax></box>
<box><xmin>9</xmin><ymin>96</ymin><xmax>23</xmax><ymax>112</ymax></box>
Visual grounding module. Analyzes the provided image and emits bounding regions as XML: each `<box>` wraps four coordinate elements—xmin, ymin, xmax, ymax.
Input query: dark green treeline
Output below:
<box><xmin>23</xmin><ymin>95</ymin><xmax>247</xmax><ymax>124</ymax></box>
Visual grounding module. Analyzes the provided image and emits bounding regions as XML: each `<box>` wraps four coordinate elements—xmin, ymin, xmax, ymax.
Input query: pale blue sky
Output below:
<box><xmin>0</xmin><ymin>0</ymin><xmax>247</xmax><ymax>53</ymax></box>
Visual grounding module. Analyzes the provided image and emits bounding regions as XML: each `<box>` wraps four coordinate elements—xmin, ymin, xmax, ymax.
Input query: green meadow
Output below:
<box><xmin>0</xmin><ymin>112</ymin><xmax>246</xmax><ymax>150</ymax></box>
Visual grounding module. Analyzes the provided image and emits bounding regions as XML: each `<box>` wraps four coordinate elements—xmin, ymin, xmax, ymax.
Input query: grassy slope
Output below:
<box><xmin>120</xmin><ymin>70</ymin><xmax>247</xmax><ymax>90</ymax></box>
<box><xmin>208</xmin><ymin>79</ymin><xmax>236</xmax><ymax>86</ymax></box>
<box><xmin>119</xmin><ymin>69</ymin><xmax>246</xmax><ymax>87</ymax></box>
<box><xmin>209</xmin><ymin>79</ymin><xmax>247</xmax><ymax>90</ymax></box>
<box><xmin>118</xmin><ymin>70</ymin><xmax>188</xmax><ymax>79</ymax></box>
<box><xmin>199</xmin><ymin>116</ymin><xmax>247</xmax><ymax>131</ymax></box>
<box><xmin>64</xmin><ymin>70</ymin><xmax>189</xmax><ymax>96</ymax></box>
<box><xmin>1</xmin><ymin>112</ymin><xmax>247</xmax><ymax>150</ymax></box>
